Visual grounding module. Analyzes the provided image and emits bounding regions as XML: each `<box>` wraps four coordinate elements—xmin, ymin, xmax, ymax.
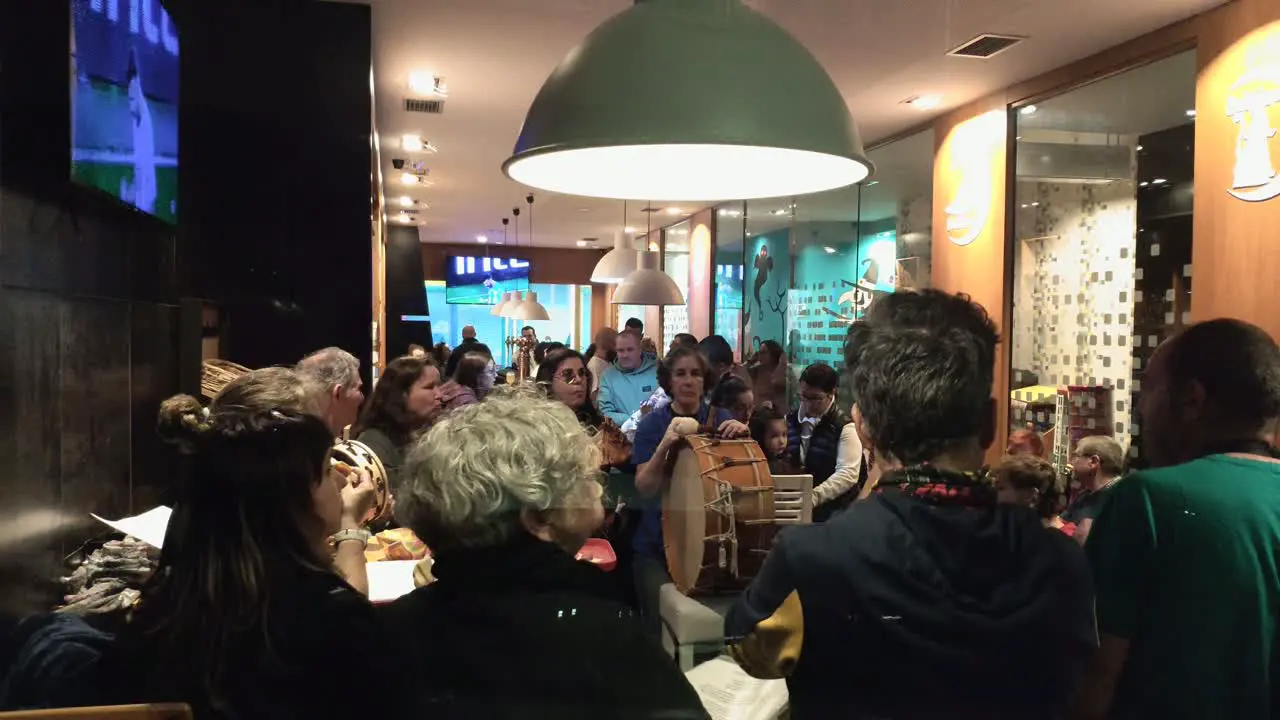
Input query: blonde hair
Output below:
<box><xmin>398</xmin><ymin>385</ymin><xmax>602</xmax><ymax>553</ymax></box>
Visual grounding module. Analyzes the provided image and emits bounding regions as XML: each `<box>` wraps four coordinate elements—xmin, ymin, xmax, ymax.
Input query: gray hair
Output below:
<box><xmin>1075</xmin><ymin>435</ymin><xmax>1126</xmax><ymax>476</ymax></box>
<box><xmin>295</xmin><ymin>347</ymin><xmax>360</xmax><ymax>392</ymax></box>
<box><xmin>398</xmin><ymin>386</ymin><xmax>602</xmax><ymax>553</ymax></box>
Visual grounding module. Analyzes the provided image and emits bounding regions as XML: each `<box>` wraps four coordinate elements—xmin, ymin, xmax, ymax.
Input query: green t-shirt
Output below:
<box><xmin>1088</xmin><ymin>454</ymin><xmax>1280</xmax><ymax>718</ymax></box>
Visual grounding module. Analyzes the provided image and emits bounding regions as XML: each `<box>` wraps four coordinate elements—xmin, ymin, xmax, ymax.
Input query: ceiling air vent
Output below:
<box><xmin>947</xmin><ymin>34</ymin><xmax>1025</xmax><ymax>59</ymax></box>
<box><xmin>404</xmin><ymin>98</ymin><xmax>445</xmax><ymax>114</ymax></box>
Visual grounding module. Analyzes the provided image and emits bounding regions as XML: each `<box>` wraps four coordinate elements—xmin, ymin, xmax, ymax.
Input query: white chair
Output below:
<box><xmin>658</xmin><ymin>474</ymin><xmax>815</xmax><ymax>670</ymax></box>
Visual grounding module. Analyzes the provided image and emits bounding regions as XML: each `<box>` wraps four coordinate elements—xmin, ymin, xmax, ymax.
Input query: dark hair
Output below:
<box><xmin>658</xmin><ymin>346</ymin><xmax>709</xmax><ymax>397</ymax></box>
<box><xmin>844</xmin><ymin>290</ymin><xmax>998</xmax><ymax>406</ymax></box>
<box><xmin>850</xmin><ymin>293</ymin><xmax>997</xmax><ymax>465</ymax></box>
<box><xmin>352</xmin><ymin>356</ymin><xmax>436</xmax><ymax>446</ymax></box>
<box><xmin>699</xmin><ymin>335</ymin><xmax>734</xmax><ymax>369</ymax></box>
<box><xmin>625</xmin><ymin>317</ymin><xmax>644</xmax><ymax>332</ymax></box>
<box><xmin>536</xmin><ymin>348</ymin><xmax>604</xmax><ymax>427</ymax></box>
<box><xmin>710</xmin><ymin>375</ymin><xmax>751</xmax><ymax>411</ymax></box>
<box><xmin>756</xmin><ymin>340</ymin><xmax>784</xmax><ymax>366</ymax></box>
<box><xmin>445</xmin><ymin>342</ymin><xmax>491</xmax><ymax>378</ymax></box>
<box><xmin>452</xmin><ymin>351</ymin><xmax>491</xmax><ymax>391</ymax></box>
<box><xmin>1164</xmin><ymin>319</ymin><xmax>1280</xmax><ymax>430</ymax></box>
<box><xmin>993</xmin><ymin>453</ymin><xmax>1065</xmax><ymax>519</ymax></box>
<box><xmin>534</xmin><ymin>341</ymin><xmax>565</xmax><ymax>365</ymax></box>
<box><xmin>521</xmin><ymin>325</ymin><xmax>536</xmax><ymax>335</ymax></box>
<box><xmin>749</xmin><ymin>405</ymin><xmax>787</xmax><ymax>449</ymax></box>
<box><xmin>431</xmin><ymin>342</ymin><xmax>451</xmax><ymax>369</ymax></box>
<box><xmin>799</xmin><ymin>363</ymin><xmax>839</xmax><ymax>394</ymax></box>
<box><xmin>132</xmin><ymin>399</ymin><xmax>335</xmax><ymax>709</ymax></box>
<box><xmin>672</xmin><ymin>333</ymin><xmax>699</xmax><ymax>350</ymax></box>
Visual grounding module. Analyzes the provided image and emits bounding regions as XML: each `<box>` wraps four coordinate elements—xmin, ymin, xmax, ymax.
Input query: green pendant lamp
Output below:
<box><xmin>503</xmin><ymin>0</ymin><xmax>872</xmax><ymax>201</ymax></box>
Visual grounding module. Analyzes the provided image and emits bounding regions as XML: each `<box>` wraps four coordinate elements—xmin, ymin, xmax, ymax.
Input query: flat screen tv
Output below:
<box><xmin>444</xmin><ymin>255</ymin><xmax>530</xmax><ymax>305</ymax></box>
<box><xmin>71</xmin><ymin>0</ymin><xmax>179</xmax><ymax>223</ymax></box>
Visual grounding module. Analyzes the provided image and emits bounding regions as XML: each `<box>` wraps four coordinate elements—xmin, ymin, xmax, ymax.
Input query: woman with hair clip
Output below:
<box><xmin>94</xmin><ymin>374</ymin><xmax>404</xmax><ymax>718</ymax></box>
<box><xmin>535</xmin><ymin>348</ymin><xmax>605</xmax><ymax>430</ymax></box>
<box><xmin>629</xmin><ymin>346</ymin><xmax>749</xmax><ymax>637</ymax></box>
<box><xmin>438</xmin><ymin>349</ymin><xmax>496</xmax><ymax>411</ymax></box>
<box><xmin>993</xmin><ymin>453</ymin><xmax>1076</xmax><ymax>537</ymax></box>
<box><xmin>352</xmin><ymin>355</ymin><xmax>442</xmax><ymax>501</ymax></box>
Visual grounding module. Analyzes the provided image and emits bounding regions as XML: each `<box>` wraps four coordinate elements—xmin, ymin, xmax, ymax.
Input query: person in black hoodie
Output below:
<box><xmin>379</xmin><ymin>386</ymin><xmax>707</xmax><ymax>720</ymax></box>
<box><xmin>725</xmin><ymin>290</ymin><xmax>1096</xmax><ymax>720</ymax></box>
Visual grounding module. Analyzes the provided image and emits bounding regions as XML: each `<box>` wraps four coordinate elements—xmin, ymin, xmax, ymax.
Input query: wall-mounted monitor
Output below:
<box><xmin>444</xmin><ymin>255</ymin><xmax>530</xmax><ymax>305</ymax></box>
<box><xmin>71</xmin><ymin>0</ymin><xmax>179</xmax><ymax>223</ymax></box>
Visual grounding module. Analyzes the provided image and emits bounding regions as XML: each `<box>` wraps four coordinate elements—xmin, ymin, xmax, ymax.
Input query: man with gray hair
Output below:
<box><xmin>1064</xmin><ymin>435</ymin><xmax>1125</xmax><ymax>544</ymax></box>
<box><xmin>296</xmin><ymin>347</ymin><xmax>364</xmax><ymax>437</ymax></box>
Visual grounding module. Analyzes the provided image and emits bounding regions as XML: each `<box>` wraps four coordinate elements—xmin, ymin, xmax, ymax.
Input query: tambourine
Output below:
<box><xmin>331</xmin><ymin>439</ymin><xmax>391</xmax><ymax>522</ymax></box>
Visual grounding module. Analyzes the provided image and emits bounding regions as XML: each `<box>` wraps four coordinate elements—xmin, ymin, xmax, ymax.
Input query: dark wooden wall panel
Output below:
<box><xmin>130</xmin><ymin>302</ymin><xmax>182</xmax><ymax>511</ymax></box>
<box><xmin>0</xmin><ymin>289</ymin><xmax>63</xmax><ymax>515</ymax></box>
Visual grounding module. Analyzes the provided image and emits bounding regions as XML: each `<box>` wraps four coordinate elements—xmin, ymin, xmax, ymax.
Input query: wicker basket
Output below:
<box><xmin>200</xmin><ymin>359</ymin><xmax>251</xmax><ymax>399</ymax></box>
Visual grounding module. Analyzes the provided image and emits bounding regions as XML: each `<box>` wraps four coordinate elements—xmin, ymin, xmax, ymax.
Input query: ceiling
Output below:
<box><xmin>365</xmin><ymin>0</ymin><xmax>1225</xmax><ymax>249</ymax></box>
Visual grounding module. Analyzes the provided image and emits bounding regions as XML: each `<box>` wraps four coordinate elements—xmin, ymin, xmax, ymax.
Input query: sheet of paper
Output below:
<box><xmin>366</xmin><ymin>560</ymin><xmax>419</xmax><ymax>603</ymax></box>
<box><xmin>685</xmin><ymin>655</ymin><xmax>788</xmax><ymax>720</ymax></box>
<box><xmin>91</xmin><ymin>506</ymin><xmax>173</xmax><ymax>549</ymax></box>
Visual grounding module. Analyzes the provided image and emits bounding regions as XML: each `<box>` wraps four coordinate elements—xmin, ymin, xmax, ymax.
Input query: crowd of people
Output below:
<box><xmin>3</xmin><ymin>291</ymin><xmax>1280</xmax><ymax>719</ymax></box>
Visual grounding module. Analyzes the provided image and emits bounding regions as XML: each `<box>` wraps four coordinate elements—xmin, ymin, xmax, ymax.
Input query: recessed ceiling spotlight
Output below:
<box><xmin>475</xmin><ymin>235</ymin><xmax>488</xmax><ymax>243</ymax></box>
<box><xmin>396</xmin><ymin>213</ymin><xmax>412</xmax><ymax>223</ymax></box>
<box><xmin>398</xmin><ymin>196</ymin><xmax>414</xmax><ymax>208</ymax></box>
<box><xmin>1185</xmin><ymin>109</ymin><xmax>1197</xmax><ymax>118</ymax></box>
<box><xmin>401</xmin><ymin>134</ymin><xmax>438</xmax><ymax>153</ymax></box>
<box><xmin>400</xmin><ymin>172</ymin><xmax>419</xmax><ymax>185</ymax></box>
<box><xmin>576</xmin><ymin>240</ymin><xmax>588</xmax><ymax>247</ymax></box>
<box><xmin>771</xmin><ymin>208</ymin><xmax>789</xmax><ymax>216</ymax></box>
<box><xmin>1152</xmin><ymin>178</ymin><xmax>1167</xmax><ymax>185</ymax></box>
<box><xmin>1020</xmin><ymin>104</ymin><xmax>1038</xmax><ymax>116</ymax></box>
<box><xmin>823</xmin><ymin>246</ymin><xmax>837</xmax><ymax>254</ymax></box>
<box><xmin>718</xmin><ymin>208</ymin><xmax>741</xmax><ymax>217</ymax></box>
<box><xmin>408</xmin><ymin>71</ymin><xmax>447</xmax><ymax>98</ymax></box>
<box><xmin>902</xmin><ymin>94</ymin><xmax>941</xmax><ymax>110</ymax></box>
<box><xmin>577</xmin><ymin>207</ymin><xmax>592</xmax><ymax>213</ymax></box>
<box><xmin>665</xmin><ymin>207</ymin><xmax>682</xmax><ymax>215</ymax></box>
<box><xmin>1136</xmin><ymin>145</ymin><xmax>1144</xmax><ymax>151</ymax></box>
<box><xmin>1139</xmin><ymin>181</ymin><xmax>1149</xmax><ymax>187</ymax></box>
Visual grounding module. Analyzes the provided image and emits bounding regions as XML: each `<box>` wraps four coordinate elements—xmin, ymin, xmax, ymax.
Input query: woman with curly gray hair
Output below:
<box><xmin>379</xmin><ymin>388</ymin><xmax>707</xmax><ymax>720</ymax></box>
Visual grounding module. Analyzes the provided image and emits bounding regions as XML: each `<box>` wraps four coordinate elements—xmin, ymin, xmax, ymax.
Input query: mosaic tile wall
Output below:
<box><xmin>1010</xmin><ymin>180</ymin><xmax>1138</xmax><ymax>448</ymax></box>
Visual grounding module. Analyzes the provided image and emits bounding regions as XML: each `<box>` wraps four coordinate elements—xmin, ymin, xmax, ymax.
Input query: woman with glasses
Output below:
<box><xmin>535</xmin><ymin>348</ymin><xmax>603</xmax><ymax>428</ymax></box>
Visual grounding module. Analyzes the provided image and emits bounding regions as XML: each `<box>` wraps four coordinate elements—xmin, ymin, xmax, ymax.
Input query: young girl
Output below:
<box><xmin>750</xmin><ymin>405</ymin><xmax>800</xmax><ymax>474</ymax></box>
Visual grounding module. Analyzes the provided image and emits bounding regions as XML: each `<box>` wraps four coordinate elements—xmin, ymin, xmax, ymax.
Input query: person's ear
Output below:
<box><xmin>979</xmin><ymin>397</ymin><xmax>997</xmax><ymax>450</ymax></box>
<box><xmin>331</xmin><ymin>384</ymin><xmax>344</xmax><ymax>402</ymax></box>
<box><xmin>519</xmin><ymin>507</ymin><xmax>556</xmax><ymax>544</ymax></box>
<box><xmin>852</xmin><ymin>404</ymin><xmax>873</xmax><ymax>451</ymax></box>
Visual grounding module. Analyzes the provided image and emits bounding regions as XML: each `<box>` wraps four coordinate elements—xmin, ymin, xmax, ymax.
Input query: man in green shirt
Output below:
<box><xmin>1072</xmin><ymin>319</ymin><xmax>1280</xmax><ymax>719</ymax></box>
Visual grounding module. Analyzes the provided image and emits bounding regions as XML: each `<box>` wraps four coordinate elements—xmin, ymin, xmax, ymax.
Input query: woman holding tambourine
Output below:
<box><xmin>630</xmin><ymin>346</ymin><xmax>749</xmax><ymax>638</ymax></box>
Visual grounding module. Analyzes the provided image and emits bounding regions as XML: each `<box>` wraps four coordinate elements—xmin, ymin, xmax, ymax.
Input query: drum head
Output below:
<box><xmin>663</xmin><ymin>445</ymin><xmax>709</xmax><ymax>593</ymax></box>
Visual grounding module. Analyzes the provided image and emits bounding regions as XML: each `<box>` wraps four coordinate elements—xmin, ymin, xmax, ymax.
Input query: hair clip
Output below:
<box><xmin>200</xmin><ymin>406</ymin><xmax>211</xmax><ymax>420</ymax></box>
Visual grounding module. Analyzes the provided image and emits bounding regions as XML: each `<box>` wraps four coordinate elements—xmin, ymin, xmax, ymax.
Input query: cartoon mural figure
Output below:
<box><xmin>751</xmin><ymin>245</ymin><xmax>774</xmax><ymax>321</ymax></box>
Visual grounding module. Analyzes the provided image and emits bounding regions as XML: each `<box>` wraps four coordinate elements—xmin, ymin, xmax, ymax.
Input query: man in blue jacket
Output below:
<box><xmin>597</xmin><ymin>330</ymin><xmax>658</xmax><ymax>427</ymax></box>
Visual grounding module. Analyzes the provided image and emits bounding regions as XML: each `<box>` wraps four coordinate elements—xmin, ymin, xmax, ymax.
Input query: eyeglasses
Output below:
<box><xmin>557</xmin><ymin>368</ymin><xmax>589</xmax><ymax>385</ymax></box>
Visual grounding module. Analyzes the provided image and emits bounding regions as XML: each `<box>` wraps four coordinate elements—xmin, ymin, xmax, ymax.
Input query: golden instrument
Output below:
<box><xmin>330</xmin><ymin>439</ymin><xmax>391</xmax><ymax>523</ymax></box>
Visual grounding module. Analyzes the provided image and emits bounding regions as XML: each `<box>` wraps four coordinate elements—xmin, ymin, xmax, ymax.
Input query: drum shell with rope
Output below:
<box><xmin>662</xmin><ymin>435</ymin><xmax>775</xmax><ymax>596</ymax></box>
<box><xmin>331</xmin><ymin>439</ymin><xmax>391</xmax><ymax>523</ymax></box>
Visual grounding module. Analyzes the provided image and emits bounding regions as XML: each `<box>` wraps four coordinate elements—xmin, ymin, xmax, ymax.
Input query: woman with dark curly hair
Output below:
<box><xmin>352</xmin><ymin>355</ymin><xmax>441</xmax><ymax>498</ymax></box>
<box><xmin>992</xmin><ymin>453</ymin><xmax>1075</xmax><ymax>537</ymax></box>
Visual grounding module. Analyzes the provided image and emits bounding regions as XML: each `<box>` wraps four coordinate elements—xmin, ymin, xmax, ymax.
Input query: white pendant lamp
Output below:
<box><xmin>503</xmin><ymin>0</ymin><xmax>872</xmax><ymax>201</ymax></box>
<box><xmin>611</xmin><ymin>248</ymin><xmax>684</xmax><ymax>306</ymax></box>
<box><xmin>509</xmin><ymin>290</ymin><xmax>552</xmax><ymax>321</ymax></box>
<box><xmin>592</xmin><ymin>200</ymin><xmax>638</xmax><ymax>283</ymax></box>
<box><xmin>490</xmin><ymin>291</ymin><xmax>516</xmax><ymax>316</ymax></box>
<box><xmin>508</xmin><ymin>194</ymin><xmax>551</xmax><ymax>320</ymax></box>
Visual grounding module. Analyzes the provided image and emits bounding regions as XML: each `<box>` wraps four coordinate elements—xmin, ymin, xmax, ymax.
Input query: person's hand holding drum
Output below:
<box><xmin>717</xmin><ymin>419</ymin><xmax>749</xmax><ymax>439</ymax></box>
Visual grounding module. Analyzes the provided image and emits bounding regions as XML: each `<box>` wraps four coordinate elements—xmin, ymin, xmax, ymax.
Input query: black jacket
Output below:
<box><xmin>725</xmin><ymin>487</ymin><xmax>1096</xmax><ymax>719</ymax></box>
<box><xmin>377</xmin><ymin>535</ymin><xmax>708</xmax><ymax>720</ymax></box>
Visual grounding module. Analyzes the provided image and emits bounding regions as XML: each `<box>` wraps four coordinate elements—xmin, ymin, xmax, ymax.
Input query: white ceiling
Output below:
<box><xmin>366</xmin><ymin>0</ymin><xmax>1225</xmax><ymax>249</ymax></box>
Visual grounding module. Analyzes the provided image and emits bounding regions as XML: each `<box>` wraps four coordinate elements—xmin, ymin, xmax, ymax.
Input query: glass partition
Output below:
<box><xmin>662</xmin><ymin>219</ymin><xmax>692</xmax><ymax>350</ymax></box>
<box><xmin>423</xmin><ymin>281</ymin><xmax>592</xmax><ymax>366</ymax></box>
<box><xmin>1008</xmin><ymin>50</ymin><xmax>1195</xmax><ymax>468</ymax></box>
<box><xmin>713</xmin><ymin>202</ymin><xmax>746</xmax><ymax>358</ymax></box>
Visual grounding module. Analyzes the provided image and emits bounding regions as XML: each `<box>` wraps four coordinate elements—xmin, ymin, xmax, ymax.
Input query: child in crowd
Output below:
<box><xmin>750</xmin><ymin>406</ymin><xmax>801</xmax><ymax>475</ymax></box>
<box><xmin>992</xmin><ymin>453</ymin><xmax>1075</xmax><ymax>537</ymax></box>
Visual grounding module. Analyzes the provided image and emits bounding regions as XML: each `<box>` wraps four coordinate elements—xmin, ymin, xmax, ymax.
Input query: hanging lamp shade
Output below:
<box><xmin>611</xmin><ymin>250</ymin><xmax>685</xmax><ymax>305</ymax></box>
<box><xmin>500</xmin><ymin>291</ymin><xmax>524</xmax><ymax>318</ymax></box>
<box><xmin>591</xmin><ymin>232</ymin><xmax>637</xmax><ymax>284</ymax></box>
<box><xmin>509</xmin><ymin>290</ymin><xmax>552</xmax><ymax>321</ymax></box>
<box><xmin>491</xmin><ymin>291</ymin><xmax>516</xmax><ymax>316</ymax></box>
<box><xmin>503</xmin><ymin>0</ymin><xmax>872</xmax><ymax>202</ymax></box>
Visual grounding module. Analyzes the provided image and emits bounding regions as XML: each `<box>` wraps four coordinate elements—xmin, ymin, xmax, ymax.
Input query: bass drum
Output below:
<box><xmin>331</xmin><ymin>439</ymin><xmax>391</xmax><ymax>523</ymax></box>
<box><xmin>662</xmin><ymin>435</ymin><xmax>775</xmax><ymax>595</ymax></box>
